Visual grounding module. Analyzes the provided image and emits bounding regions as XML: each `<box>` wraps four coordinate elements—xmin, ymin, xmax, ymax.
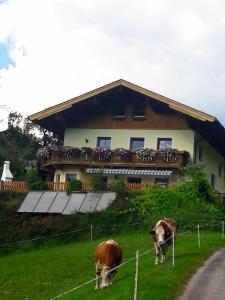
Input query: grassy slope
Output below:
<box><xmin>0</xmin><ymin>230</ymin><xmax>225</xmax><ymax>300</ymax></box>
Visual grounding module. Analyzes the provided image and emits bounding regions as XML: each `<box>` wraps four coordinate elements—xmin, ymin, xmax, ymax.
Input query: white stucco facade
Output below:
<box><xmin>64</xmin><ymin>128</ymin><xmax>195</xmax><ymax>157</ymax></box>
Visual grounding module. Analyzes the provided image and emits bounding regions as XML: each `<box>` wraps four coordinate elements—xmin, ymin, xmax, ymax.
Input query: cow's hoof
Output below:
<box><xmin>155</xmin><ymin>261</ymin><xmax>159</xmax><ymax>265</ymax></box>
<box><xmin>95</xmin><ymin>286</ymin><xmax>99</xmax><ymax>290</ymax></box>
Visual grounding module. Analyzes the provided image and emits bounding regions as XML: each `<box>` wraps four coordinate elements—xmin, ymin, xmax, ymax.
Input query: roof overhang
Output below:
<box><xmin>29</xmin><ymin>79</ymin><xmax>216</xmax><ymax>123</ymax></box>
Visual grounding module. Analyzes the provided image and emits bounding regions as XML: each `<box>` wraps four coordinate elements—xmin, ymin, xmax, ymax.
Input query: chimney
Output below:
<box><xmin>1</xmin><ymin>161</ymin><xmax>13</xmax><ymax>182</ymax></box>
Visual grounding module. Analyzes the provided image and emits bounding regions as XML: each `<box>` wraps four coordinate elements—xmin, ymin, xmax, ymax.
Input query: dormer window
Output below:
<box><xmin>133</xmin><ymin>103</ymin><xmax>145</xmax><ymax>119</ymax></box>
<box><xmin>112</xmin><ymin>104</ymin><xmax>125</xmax><ymax>119</ymax></box>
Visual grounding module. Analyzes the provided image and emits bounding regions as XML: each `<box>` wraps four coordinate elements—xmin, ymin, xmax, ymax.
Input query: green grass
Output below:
<box><xmin>0</xmin><ymin>230</ymin><xmax>225</xmax><ymax>300</ymax></box>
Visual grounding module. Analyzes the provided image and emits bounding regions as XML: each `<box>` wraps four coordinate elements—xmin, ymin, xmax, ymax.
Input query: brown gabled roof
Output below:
<box><xmin>29</xmin><ymin>79</ymin><xmax>216</xmax><ymax>122</ymax></box>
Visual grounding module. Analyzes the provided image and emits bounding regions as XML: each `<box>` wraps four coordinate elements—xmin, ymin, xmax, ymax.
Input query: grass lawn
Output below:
<box><xmin>0</xmin><ymin>230</ymin><xmax>224</xmax><ymax>300</ymax></box>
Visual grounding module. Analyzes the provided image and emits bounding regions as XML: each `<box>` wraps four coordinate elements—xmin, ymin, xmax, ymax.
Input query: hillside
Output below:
<box><xmin>0</xmin><ymin>231</ymin><xmax>224</xmax><ymax>300</ymax></box>
<box><xmin>0</xmin><ymin>127</ymin><xmax>40</xmax><ymax>179</ymax></box>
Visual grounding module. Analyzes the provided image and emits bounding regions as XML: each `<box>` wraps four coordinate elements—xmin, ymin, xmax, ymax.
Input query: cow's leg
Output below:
<box><xmin>154</xmin><ymin>243</ymin><xmax>160</xmax><ymax>265</ymax></box>
<box><xmin>160</xmin><ymin>244</ymin><xmax>168</xmax><ymax>263</ymax></box>
<box><xmin>95</xmin><ymin>263</ymin><xmax>101</xmax><ymax>290</ymax></box>
<box><xmin>100</xmin><ymin>265</ymin><xmax>110</xmax><ymax>289</ymax></box>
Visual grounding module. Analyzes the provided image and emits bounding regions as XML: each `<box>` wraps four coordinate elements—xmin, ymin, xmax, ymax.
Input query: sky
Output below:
<box><xmin>1</xmin><ymin>0</ymin><xmax>225</xmax><ymax>131</ymax></box>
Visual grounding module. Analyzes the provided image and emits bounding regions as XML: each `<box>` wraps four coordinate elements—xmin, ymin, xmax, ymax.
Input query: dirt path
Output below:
<box><xmin>178</xmin><ymin>247</ymin><xmax>225</xmax><ymax>300</ymax></box>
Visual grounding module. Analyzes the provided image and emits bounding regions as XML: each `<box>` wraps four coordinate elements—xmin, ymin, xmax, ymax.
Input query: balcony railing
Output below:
<box><xmin>37</xmin><ymin>147</ymin><xmax>189</xmax><ymax>169</ymax></box>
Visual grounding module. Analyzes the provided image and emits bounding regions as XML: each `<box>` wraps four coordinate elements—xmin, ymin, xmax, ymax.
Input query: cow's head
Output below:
<box><xmin>100</xmin><ymin>265</ymin><xmax>113</xmax><ymax>288</ymax></box>
<box><xmin>150</xmin><ymin>225</ymin><xmax>171</xmax><ymax>250</ymax></box>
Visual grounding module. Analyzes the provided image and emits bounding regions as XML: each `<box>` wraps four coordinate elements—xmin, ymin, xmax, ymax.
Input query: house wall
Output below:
<box><xmin>195</xmin><ymin>133</ymin><xmax>225</xmax><ymax>193</ymax></box>
<box><xmin>64</xmin><ymin>128</ymin><xmax>195</xmax><ymax>156</ymax></box>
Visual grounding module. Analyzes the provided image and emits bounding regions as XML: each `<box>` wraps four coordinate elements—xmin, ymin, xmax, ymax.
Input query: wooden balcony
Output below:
<box><xmin>39</xmin><ymin>148</ymin><xmax>189</xmax><ymax>169</ymax></box>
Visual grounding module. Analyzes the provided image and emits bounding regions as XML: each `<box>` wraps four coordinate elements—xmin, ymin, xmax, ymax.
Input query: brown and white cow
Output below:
<box><xmin>95</xmin><ymin>239</ymin><xmax>123</xmax><ymax>289</ymax></box>
<box><xmin>150</xmin><ymin>218</ymin><xmax>176</xmax><ymax>265</ymax></box>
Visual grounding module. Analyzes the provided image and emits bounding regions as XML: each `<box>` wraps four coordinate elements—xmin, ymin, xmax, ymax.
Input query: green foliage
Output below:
<box><xmin>66</xmin><ymin>179</ymin><xmax>82</xmax><ymax>194</ymax></box>
<box><xmin>91</xmin><ymin>171</ymin><xmax>105</xmax><ymax>191</ymax></box>
<box><xmin>110</xmin><ymin>180</ymin><xmax>127</xmax><ymax>197</ymax></box>
<box><xmin>26</xmin><ymin>168</ymin><xmax>48</xmax><ymax>190</ymax></box>
<box><xmin>30</xmin><ymin>181</ymin><xmax>48</xmax><ymax>190</ymax></box>
<box><xmin>26</xmin><ymin>168</ymin><xmax>39</xmax><ymax>189</ymax></box>
<box><xmin>129</xmin><ymin>165</ymin><xmax>222</xmax><ymax>228</ymax></box>
<box><xmin>0</xmin><ymin>126</ymin><xmax>40</xmax><ymax>180</ymax></box>
<box><xmin>185</xmin><ymin>164</ymin><xmax>215</xmax><ymax>203</ymax></box>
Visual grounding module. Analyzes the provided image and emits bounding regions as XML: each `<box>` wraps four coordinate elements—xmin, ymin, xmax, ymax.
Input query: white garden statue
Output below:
<box><xmin>1</xmin><ymin>161</ymin><xmax>13</xmax><ymax>182</ymax></box>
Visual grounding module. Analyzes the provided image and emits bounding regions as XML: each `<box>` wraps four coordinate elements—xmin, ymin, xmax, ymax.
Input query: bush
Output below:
<box><xmin>111</xmin><ymin>180</ymin><xmax>127</xmax><ymax>197</ymax></box>
<box><xmin>26</xmin><ymin>168</ymin><xmax>48</xmax><ymax>191</ymax></box>
<box><xmin>129</xmin><ymin>165</ymin><xmax>222</xmax><ymax>228</ymax></box>
<box><xmin>26</xmin><ymin>168</ymin><xmax>39</xmax><ymax>189</ymax></box>
<box><xmin>129</xmin><ymin>185</ymin><xmax>222</xmax><ymax>229</ymax></box>
<box><xmin>67</xmin><ymin>179</ymin><xmax>82</xmax><ymax>194</ymax></box>
<box><xmin>91</xmin><ymin>171</ymin><xmax>105</xmax><ymax>191</ymax></box>
<box><xmin>30</xmin><ymin>181</ymin><xmax>48</xmax><ymax>190</ymax></box>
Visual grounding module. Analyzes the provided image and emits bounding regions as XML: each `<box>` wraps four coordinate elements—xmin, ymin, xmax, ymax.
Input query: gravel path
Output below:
<box><xmin>178</xmin><ymin>247</ymin><xmax>225</xmax><ymax>300</ymax></box>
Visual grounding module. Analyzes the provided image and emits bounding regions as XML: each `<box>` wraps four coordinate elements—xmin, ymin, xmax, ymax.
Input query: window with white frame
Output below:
<box><xmin>157</xmin><ymin>138</ymin><xmax>172</xmax><ymax>150</ymax></box>
<box><xmin>97</xmin><ymin>137</ymin><xmax>111</xmax><ymax>149</ymax></box>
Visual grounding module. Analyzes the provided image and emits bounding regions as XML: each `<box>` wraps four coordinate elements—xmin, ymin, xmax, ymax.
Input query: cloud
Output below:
<box><xmin>1</xmin><ymin>0</ymin><xmax>225</xmax><ymax>132</ymax></box>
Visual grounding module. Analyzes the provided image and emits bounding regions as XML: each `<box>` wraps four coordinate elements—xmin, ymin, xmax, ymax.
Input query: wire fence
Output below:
<box><xmin>47</xmin><ymin>221</ymin><xmax>225</xmax><ymax>300</ymax></box>
<box><xmin>1</xmin><ymin>218</ymin><xmax>225</xmax><ymax>249</ymax></box>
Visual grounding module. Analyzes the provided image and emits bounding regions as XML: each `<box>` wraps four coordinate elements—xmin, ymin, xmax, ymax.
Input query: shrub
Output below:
<box><xmin>26</xmin><ymin>168</ymin><xmax>48</xmax><ymax>191</ymax></box>
<box><xmin>26</xmin><ymin>168</ymin><xmax>39</xmax><ymax>189</ymax></box>
<box><xmin>30</xmin><ymin>181</ymin><xmax>48</xmax><ymax>190</ymax></box>
<box><xmin>129</xmin><ymin>185</ymin><xmax>222</xmax><ymax>229</ymax></box>
<box><xmin>91</xmin><ymin>171</ymin><xmax>105</xmax><ymax>191</ymax></box>
<box><xmin>66</xmin><ymin>179</ymin><xmax>82</xmax><ymax>194</ymax></box>
<box><xmin>111</xmin><ymin>180</ymin><xmax>127</xmax><ymax>198</ymax></box>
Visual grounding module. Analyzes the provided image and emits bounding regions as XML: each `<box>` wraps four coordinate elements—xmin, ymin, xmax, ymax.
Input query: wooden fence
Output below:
<box><xmin>1</xmin><ymin>181</ymin><xmax>29</xmax><ymax>193</ymax></box>
<box><xmin>1</xmin><ymin>181</ymin><xmax>224</xmax><ymax>202</ymax></box>
<box><xmin>1</xmin><ymin>181</ymin><xmax>148</xmax><ymax>193</ymax></box>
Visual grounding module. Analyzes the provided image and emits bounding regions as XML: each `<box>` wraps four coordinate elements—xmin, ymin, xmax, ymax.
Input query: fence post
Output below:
<box><xmin>172</xmin><ymin>232</ymin><xmax>175</xmax><ymax>267</ymax></box>
<box><xmin>222</xmin><ymin>221</ymin><xmax>224</xmax><ymax>240</ymax></box>
<box><xmin>134</xmin><ymin>250</ymin><xmax>139</xmax><ymax>300</ymax></box>
<box><xmin>197</xmin><ymin>224</ymin><xmax>200</xmax><ymax>248</ymax></box>
<box><xmin>90</xmin><ymin>225</ymin><xmax>93</xmax><ymax>243</ymax></box>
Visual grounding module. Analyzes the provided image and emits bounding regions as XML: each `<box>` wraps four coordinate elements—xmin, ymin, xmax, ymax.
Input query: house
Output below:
<box><xmin>29</xmin><ymin>79</ymin><xmax>225</xmax><ymax>193</ymax></box>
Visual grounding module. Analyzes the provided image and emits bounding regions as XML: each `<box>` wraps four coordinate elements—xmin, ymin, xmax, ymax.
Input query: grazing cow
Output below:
<box><xmin>150</xmin><ymin>218</ymin><xmax>176</xmax><ymax>265</ymax></box>
<box><xmin>95</xmin><ymin>239</ymin><xmax>123</xmax><ymax>289</ymax></box>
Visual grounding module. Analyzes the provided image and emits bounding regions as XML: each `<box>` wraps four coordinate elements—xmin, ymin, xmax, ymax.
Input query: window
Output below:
<box><xmin>198</xmin><ymin>146</ymin><xmax>203</xmax><ymax>162</ymax></box>
<box><xmin>130</xmin><ymin>138</ymin><xmax>144</xmax><ymax>151</ymax></box>
<box><xmin>65</xmin><ymin>173</ymin><xmax>77</xmax><ymax>182</ymax></box>
<box><xmin>211</xmin><ymin>174</ymin><xmax>216</xmax><ymax>189</ymax></box>
<box><xmin>112</xmin><ymin>104</ymin><xmax>125</xmax><ymax>119</ymax></box>
<box><xmin>157</xmin><ymin>138</ymin><xmax>172</xmax><ymax>150</ymax></box>
<box><xmin>127</xmin><ymin>177</ymin><xmax>142</xmax><ymax>184</ymax></box>
<box><xmin>133</xmin><ymin>103</ymin><xmax>145</xmax><ymax>119</ymax></box>
<box><xmin>97</xmin><ymin>137</ymin><xmax>111</xmax><ymax>149</ymax></box>
<box><xmin>219</xmin><ymin>164</ymin><xmax>222</xmax><ymax>177</ymax></box>
<box><xmin>155</xmin><ymin>178</ymin><xmax>169</xmax><ymax>188</ymax></box>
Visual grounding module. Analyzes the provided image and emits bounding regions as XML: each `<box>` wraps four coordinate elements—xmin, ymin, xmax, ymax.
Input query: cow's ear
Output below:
<box><xmin>150</xmin><ymin>229</ymin><xmax>155</xmax><ymax>235</ymax></box>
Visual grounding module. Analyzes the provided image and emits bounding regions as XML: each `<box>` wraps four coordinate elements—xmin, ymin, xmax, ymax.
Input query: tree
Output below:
<box><xmin>7</xmin><ymin>111</ymin><xmax>23</xmax><ymax>128</ymax></box>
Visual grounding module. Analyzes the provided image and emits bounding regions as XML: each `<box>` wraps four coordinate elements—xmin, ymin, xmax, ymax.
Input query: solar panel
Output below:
<box><xmin>33</xmin><ymin>191</ymin><xmax>57</xmax><ymax>213</ymax></box>
<box><xmin>48</xmin><ymin>192</ymin><xmax>70</xmax><ymax>213</ymax></box>
<box><xmin>95</xmin><ymin>192</ymin><xmax>116</xmax><ymax>211</ymax></box>
<box><xmin>62</xmin><ymin>193</ymin><xmax>86</xmax><ymax>214</ymax></box>
<box><xmin>18</xmin><ymin>191</ymin><xmax>117</xmax><ymax>214</ymax></box>
<box><xmin>79</xmin><ymin>192</ymin><xmax>102</xmax><ymax>213</ymax></box>
<box><xmin>18</xmin><ymin>191</ymin><xmax>43</xmax><ymax>212</ymax></box>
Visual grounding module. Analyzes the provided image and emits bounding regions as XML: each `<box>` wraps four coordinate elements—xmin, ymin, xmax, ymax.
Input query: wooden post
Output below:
<box><xmin>222</xmin><ymin>221</ymin><xmax>224</xmax><ymax>240</ymax></box>
<box><xmin>90</xmin><ymin>225</ymin><xmax>93</xmax><ymax>243</ymax></box>
<box><xmin>197</xmin><ymin>224</ymin><xmax>200</xmax><ymax>248</ymax></box>
<box><xmin>172</xmin><ymin>232</ymin><xmax>175</xmax><ymax>267</ymax></box>
<box><xmin>134</xmin><ymin>250</ymin><xmax>139</xmax><ymax>300</ymax></box>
